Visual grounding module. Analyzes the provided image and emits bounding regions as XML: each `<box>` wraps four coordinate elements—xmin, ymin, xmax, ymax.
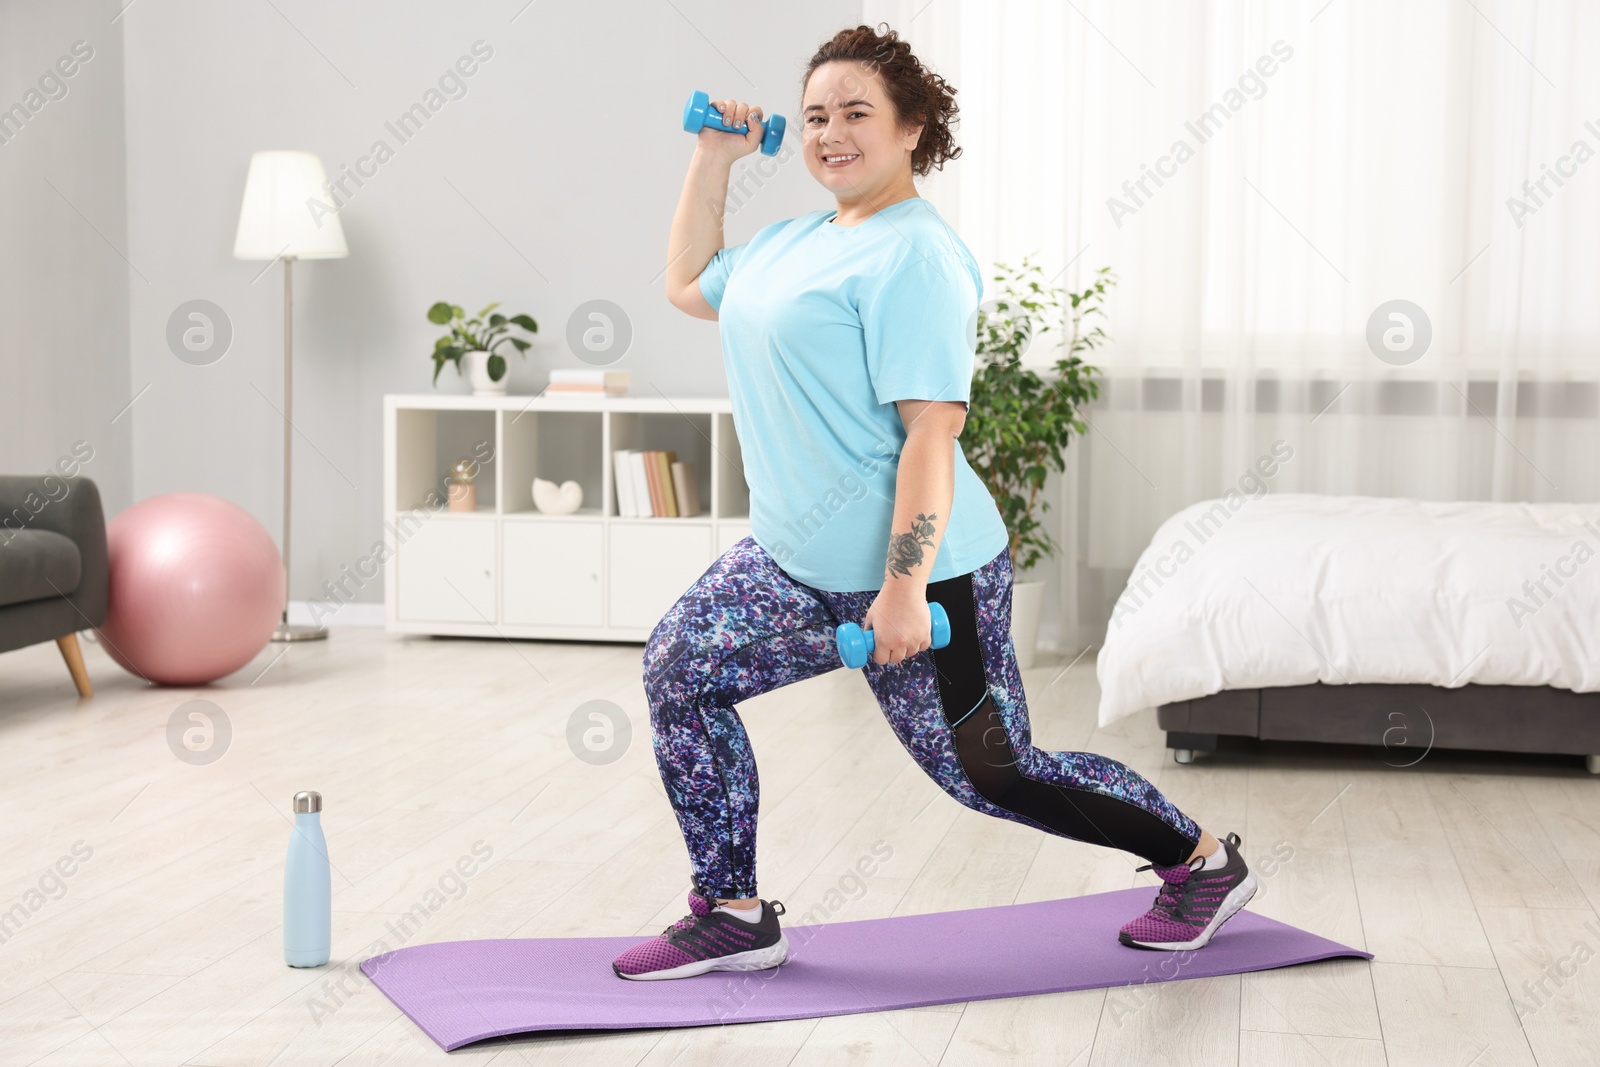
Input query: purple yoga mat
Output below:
<box><xmin>360</xmin><ymin>887</ymin><xmax>1371</xmax><ymax>1051</ymax></box>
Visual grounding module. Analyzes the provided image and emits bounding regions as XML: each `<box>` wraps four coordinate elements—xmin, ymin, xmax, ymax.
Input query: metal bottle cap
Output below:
<box><xmin>293</xmin><ymin>790</ymin><xmax>322</xmax><ymax>813</ymax></box>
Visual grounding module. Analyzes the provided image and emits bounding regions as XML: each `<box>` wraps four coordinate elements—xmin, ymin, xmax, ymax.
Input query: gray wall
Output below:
<box><xmin>0</xmin><ymin>0</ymin><xmax>133</xmax><ymax>516</ymax></box>
<box><xmin>119</xmin><ymin>0</ymin><xmax>858</xmax><ymax>605</ymax></box>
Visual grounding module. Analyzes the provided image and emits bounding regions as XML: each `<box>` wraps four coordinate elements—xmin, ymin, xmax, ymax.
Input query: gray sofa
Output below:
<box><xmin>0</xmin><ymin>476</ymin><xmax>108</xmax><ymax>697</ymax></box>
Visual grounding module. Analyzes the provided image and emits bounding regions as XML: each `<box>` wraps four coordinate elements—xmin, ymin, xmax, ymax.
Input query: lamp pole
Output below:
<box><xmin>233</xmin><ymin>151</ymin><xmax>346</xmax><ymax>640</ymax></box>
<box><xmin>273</xmin><ymin>254</ymin><xmax>326</xmax><ymax>642</ymax></box>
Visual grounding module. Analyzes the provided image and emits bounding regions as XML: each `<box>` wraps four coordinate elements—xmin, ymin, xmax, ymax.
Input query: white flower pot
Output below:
<box><xmin>464</xmin><ymin>350</ymin><xmax>508</xmax><ymax>396</ymax></box>
<box><xmin>1011</xmin><ymin>578</ymin><xmax>1045</xmax><ymax>669</ymax></box>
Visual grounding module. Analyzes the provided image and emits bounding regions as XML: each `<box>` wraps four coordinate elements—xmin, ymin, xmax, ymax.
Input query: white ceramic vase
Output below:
<box><xmin>1011</xmin><ymin>578</ymin><xmax>1045</xmax><ymax>669</ymax></box>
<box><xmin>464</xmin><ymin>350</ymin><xmax>508</xmax><ymax>396</ymax></box>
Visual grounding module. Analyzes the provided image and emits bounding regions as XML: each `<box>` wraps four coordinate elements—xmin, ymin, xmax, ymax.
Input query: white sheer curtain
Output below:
<box><xmin>865</xmin><ymin>0</ymin><xmax>1599</xmax><ymax>646</ymax></box>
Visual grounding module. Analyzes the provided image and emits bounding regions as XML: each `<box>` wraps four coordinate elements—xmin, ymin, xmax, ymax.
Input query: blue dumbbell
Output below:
<box><xmin>836</xmin><ymin>602</ymin><xmax>951</xmax><ymax>669</ymax></box>
<box><xmin>683</xmin><ymin>90</ymin><xmax>786</xmax><ymax>156</ymax></box>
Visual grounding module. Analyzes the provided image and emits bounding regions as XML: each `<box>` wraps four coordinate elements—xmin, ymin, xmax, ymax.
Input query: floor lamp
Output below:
<box><xmin>232</xmin><ymin>150</ymin><xmax>349</xmax><ymax>642</ymax></box>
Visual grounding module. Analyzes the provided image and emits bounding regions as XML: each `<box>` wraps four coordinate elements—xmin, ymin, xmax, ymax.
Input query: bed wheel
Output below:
<box><xmin>1173</xmin><ymin>748</ymin><xmax>1195</xmax><ymax>765</ymax></box>
<box><xmin>1587</xmin><ymin>755</ymin><xmax>1600</xmax><ymax>775</ymax></box>
<box><xmin>1166</xmin><ymin>731</ymin><xmax>1214</xmax><ymax>766</ymax></box>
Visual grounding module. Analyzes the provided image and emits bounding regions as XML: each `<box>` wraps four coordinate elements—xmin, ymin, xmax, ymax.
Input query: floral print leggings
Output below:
<box><xmin>643</xmin><ymin>536</ymin><xmax>1201</xmax><ymax>899</ymax></box>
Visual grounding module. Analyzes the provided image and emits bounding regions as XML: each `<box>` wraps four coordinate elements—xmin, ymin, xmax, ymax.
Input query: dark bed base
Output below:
<box><xmin>1158</xmin><ymin>683</ymin><xmax>1600</xmax><ymax>774</ymax></box>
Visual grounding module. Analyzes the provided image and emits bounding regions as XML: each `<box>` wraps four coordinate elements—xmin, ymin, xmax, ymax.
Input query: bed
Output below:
<box><xmin>1095</xmin><ymin>493</ymin><xmax>1600</xmax><ymax>772</ymax></box>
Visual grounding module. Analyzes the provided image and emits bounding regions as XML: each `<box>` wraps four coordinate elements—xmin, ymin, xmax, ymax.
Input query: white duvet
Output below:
<box><xmin>1095</xmin><ymin>493</ymin><xmax>1600</xmax><ymax>726</ymax></box>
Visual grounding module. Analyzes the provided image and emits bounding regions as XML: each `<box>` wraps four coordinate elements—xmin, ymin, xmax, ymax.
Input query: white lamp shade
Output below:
<box><xmin>232</xmin><ymin>150</ymin><xmax>349</xmax><ymax>260</ymax></box>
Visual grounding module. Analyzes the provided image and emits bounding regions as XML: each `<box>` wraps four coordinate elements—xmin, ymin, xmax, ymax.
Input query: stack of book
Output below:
<box><xmin>546</xmin><ymin>369</ymin><xmax>631</xmax><ymax>396</ymax></box>
<box><xmin>612</xmin><ymin>449</ymin><xmax>701</xmax><ymax>517</ymax></box>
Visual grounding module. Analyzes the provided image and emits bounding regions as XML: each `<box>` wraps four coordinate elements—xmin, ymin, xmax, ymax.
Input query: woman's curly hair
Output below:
<box><xmin>802</xmin><ymin>23</ymin><xmax>961</xmax><ymax>179</ymax></box>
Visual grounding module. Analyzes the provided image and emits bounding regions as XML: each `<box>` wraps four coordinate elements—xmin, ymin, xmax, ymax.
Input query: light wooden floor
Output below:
<box><xmin>2</xmin><ymin>627</ymin><xmax>1597</xmax><ymax>1066</ymax></box>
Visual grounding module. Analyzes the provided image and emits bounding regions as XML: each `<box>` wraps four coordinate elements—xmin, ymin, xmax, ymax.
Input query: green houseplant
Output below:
<box><xmin>963</xmin><ymin>257</ymin><xmax>1111</xmax><ymax>665</ymax></box>
<box><xmin>428</xmin><ymin>301</ymin><xmax>538</xmax><ymax>395</ymax></box>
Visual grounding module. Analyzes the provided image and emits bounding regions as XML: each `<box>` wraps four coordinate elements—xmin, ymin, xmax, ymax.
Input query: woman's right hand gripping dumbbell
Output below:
<box><xmin>697</xmin><ymin>98</ymin><xmax>766</xmax><ymax>162</ymax></box>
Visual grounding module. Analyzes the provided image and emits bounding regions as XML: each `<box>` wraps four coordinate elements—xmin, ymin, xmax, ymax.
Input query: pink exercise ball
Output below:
<box><xmin>96</xmin><ymin>493</ymin><xmax>285</xmax><ymax>686</ymax></box>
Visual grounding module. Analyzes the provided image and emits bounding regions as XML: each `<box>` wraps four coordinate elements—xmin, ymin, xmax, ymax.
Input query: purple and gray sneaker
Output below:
<box><xmin>613</xmin><ymin>886</ymin><xmax>789</xmax><ymax>981</ymax></box>
<box><xmin>1119</xmin><ymin>831</ymin><xmax>1257</xmax><ymax>950</ymax></box>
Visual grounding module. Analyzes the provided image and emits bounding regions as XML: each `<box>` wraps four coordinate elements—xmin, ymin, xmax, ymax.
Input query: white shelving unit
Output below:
<box><xmin>383</xmin><ymin>393</ymin><xmax>751</xmax><ymax>641</ymax></box>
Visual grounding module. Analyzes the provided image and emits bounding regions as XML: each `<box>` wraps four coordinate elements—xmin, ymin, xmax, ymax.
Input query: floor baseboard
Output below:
<box><xmin>288</xmin><ymin>600</ymin><xmax>386</xmax><ymax>628</ymax></box>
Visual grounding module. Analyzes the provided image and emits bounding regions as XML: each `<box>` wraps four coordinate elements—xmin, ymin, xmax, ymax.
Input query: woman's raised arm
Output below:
<box><xmin>666</xmin><ymin>99</ymin><xmax>766</xmax><ymax>321</ymax></box>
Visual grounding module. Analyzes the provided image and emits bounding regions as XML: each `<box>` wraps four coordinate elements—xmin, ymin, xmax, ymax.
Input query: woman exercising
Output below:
<box><xmin>613</xmin><ymin>24</ymin><xmax>1256</xmax><ymax>981</ymax></box>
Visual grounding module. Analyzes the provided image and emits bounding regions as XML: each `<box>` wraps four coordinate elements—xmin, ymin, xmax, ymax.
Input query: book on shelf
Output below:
<box><xmin>654</xmin><ymin>450</ymin><xmax>678</xmax><ymax>517</ymax></box>
<box><xmin>671</xmin><ymin>460</ymin><xmax>701</xmax><ymax>516</ymax></box>
<box><xmin>546</xmin><ymin>369</ymin><xmax>631</xmax><ymax>396</ymax></box>
<box><xmin>611</xmin><ymin>448</ymin><xmax>637</xmax><ymax>517</ymax></box>
<box><xmin>629</xmin><ymin>451</ymin><xmax>652</xmax><ymax>515</ymax></box>
<box><xmin>641</xmin><ymin>451</ymin><xmax>661</xmax><ymax>515</ymax></box>
<box><xmin>610</xmin><ymin>449</ymin><xmax>699</xmax><ymax>517</ymax></box>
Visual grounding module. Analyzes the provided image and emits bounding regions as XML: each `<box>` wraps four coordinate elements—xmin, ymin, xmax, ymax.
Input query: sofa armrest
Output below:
<box><xmin>0</xmin><ymin>475</ymin><xmax>109</xmax><ymax>626</ymax></box>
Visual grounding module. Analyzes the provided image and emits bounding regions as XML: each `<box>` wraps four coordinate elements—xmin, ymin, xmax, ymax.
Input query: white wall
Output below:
<box><xmin>0</xmin><ymin>0</ymin><xmax>133</xmax><ymax>515</ymax></box>
<box><xmin>120</xmin><ymin>0</ymin><xmax>858</xmax><ymax>606</ymax></box>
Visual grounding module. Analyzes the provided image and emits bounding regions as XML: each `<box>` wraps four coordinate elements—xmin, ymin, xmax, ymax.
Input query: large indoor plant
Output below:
<box><xmin>428</xmin><ymin>301</ymin><xmax>538</xmax><ymax>395</ymax></box>
<box><xmin>964</xmin><ymin>257</ymin><xmax>1111</xmax><ymax>667</ymax></box>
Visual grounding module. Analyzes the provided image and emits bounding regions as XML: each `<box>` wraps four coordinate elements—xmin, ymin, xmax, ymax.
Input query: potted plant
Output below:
<box><xmin>428</xmin><ymin>301</ymin><xmax>539</xmax><ymax>395</ymax></box>
<box><xmin>963</xmin><ymin>257</ymin><xmax>1110</xmax><ymax>668</ymax></box>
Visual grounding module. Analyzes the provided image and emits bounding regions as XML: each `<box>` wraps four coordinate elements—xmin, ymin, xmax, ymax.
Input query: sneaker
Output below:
<box><xmin>1118</xmin><ymin>831</ymin><xmax>1257</xmax><ymax>950</ymax></box>
<box><xmin>612</xmin><ymin>886</ymin><xmax>789</xmax><ymax>981</ymax></box>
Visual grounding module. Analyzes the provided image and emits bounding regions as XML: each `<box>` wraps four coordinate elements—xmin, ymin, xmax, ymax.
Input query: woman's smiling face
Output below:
<box><xmin>802</xmin><ymin>61</ymin><xmax>922</xmax><ymax>203</ymax></box>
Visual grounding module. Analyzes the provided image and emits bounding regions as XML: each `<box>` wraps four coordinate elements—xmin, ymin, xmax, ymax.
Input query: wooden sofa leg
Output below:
<box><xmin>56</xmin><ymin>633</ymin><xmax>93</xmax><ymax>698</ymax></box>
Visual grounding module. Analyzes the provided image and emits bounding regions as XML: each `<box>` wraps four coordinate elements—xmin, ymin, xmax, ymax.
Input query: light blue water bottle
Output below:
<box><xmin>284</xmin><ymin>790</ymin><xmax>331</xmax><ymax>967</ymax></box>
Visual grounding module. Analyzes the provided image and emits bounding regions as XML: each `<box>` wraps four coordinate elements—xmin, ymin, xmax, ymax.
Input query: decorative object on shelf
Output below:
<box><xmin>611</xmin><ymin>449</ymin><xmax>699</xmax><ymax>517</ymax></box>
<box><xmin>546</xmin><ymin>368</ymin><xmax>632</xmax><ymax>397</ymax></box>
<box><xmin>964</xmin><ymin>257</ymin><xmax>1109</xmax><ymax>668</ymax></box>
<box><xmin>428</xmin><ymin>301</ymin><xmax>539</xmax><ymax>395</ymax></box>
<box><xmin>532</xmin><ymin>477</ymin><xmax>584</xmax><ymax>515</ymax></box>
<box><xmin>232</xmin><ymin>149</ymin><xmax>348</xmax><ymax>642</ymax></box>
<box><xmin>447</xmin><ymin>459</ymin><xmax>479</xmax><ymax>513</ymax></box>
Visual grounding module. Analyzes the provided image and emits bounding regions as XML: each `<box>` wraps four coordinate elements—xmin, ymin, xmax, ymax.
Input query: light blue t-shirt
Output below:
<box><xmin>698</xmin><ymin>196</ymin><xmax>1010</xmax><ymax>592</ymax></box>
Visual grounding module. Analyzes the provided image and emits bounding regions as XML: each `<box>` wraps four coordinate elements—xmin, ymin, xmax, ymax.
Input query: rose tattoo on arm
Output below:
<box><xmin>886</xmin><ymin>512</ymin><xmax>938</xmax><ymax>580</ymax></box>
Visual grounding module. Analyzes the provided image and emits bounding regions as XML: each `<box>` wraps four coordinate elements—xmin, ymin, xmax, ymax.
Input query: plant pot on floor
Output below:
<box><xmin>463</xmin><ymin>350</ymin><xmax>507</xmax><ymax>396</ymax></box>
<box><xmin>1011</xmin><ymin>577</ymin><xmax>1045</xmax><ymax>669</ymax></box>
<box><xmin>964</xmin><ymin>259</ymin><xmax>1111</xmax><ymax>672</ymax></box>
